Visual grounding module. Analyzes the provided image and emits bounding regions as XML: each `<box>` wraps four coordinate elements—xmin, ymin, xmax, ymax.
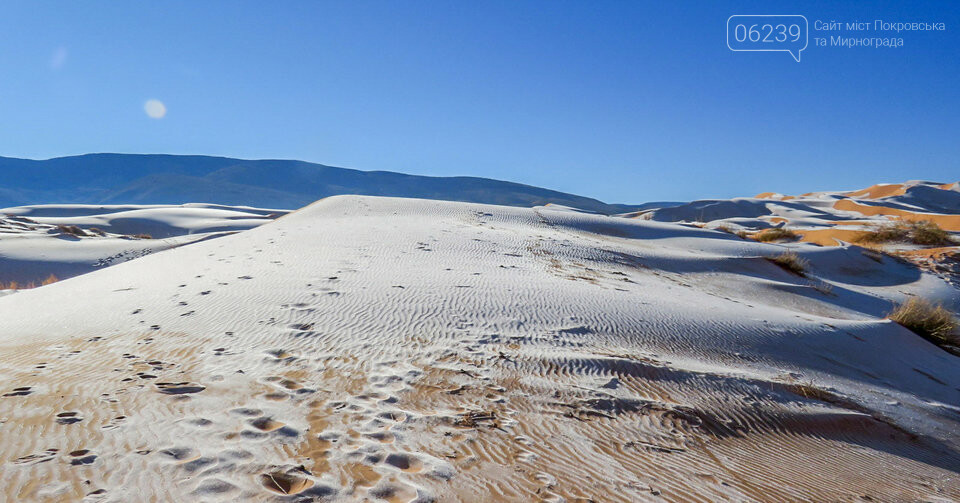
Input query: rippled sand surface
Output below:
<box><xmin>1</xmin><ymin>196</ymin><xmax>958</xmax><ymax>502</ymax></box>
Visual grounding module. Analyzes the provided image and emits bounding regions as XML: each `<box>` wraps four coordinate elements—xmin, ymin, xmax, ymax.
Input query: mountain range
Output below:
<box><xmin>0</xmin><ymin>153</ymin><xmax>662</xmax><ymax>213</ymax></box>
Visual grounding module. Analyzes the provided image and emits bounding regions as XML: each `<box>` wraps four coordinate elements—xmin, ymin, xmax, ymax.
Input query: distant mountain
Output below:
<box><xmin>0</xmin><ymin>153</ymin><xmax>647</xmax><ymax>213</ymax></box>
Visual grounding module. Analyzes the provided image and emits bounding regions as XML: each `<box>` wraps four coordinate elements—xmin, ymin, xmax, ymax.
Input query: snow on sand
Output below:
<box><xmin>642</xmin><ymin>180</ymin><xmax>960</xmax><ymax>248</ymax></box>
<box><xmin>0</xmin><ymin>196</ymin><xmax>958</xmax><ymax>501</ymax></box>
<box><xmin>0</xmin><ymin>203</ymin><xmax>286</xmax><ymax>286</ymax></box>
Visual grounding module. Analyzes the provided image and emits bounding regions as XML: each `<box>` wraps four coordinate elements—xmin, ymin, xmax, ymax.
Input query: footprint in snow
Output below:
<box><xmin>156</xmin><ymin>382</ymin><xmax>206</xmax><ymax>395</ymax></box>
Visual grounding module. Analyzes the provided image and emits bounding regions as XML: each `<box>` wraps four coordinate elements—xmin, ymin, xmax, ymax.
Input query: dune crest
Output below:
<box><xmin>0</xmin><ymin>195</ymin><xmax>958</xmax><ymax>501</ymax></box>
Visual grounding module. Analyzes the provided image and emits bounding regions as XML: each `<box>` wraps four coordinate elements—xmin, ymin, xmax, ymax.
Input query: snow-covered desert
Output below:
<box><xmin>1</xmin><ymin>180</ymin><xmax>958</xmax><ymax>502</ymax></box>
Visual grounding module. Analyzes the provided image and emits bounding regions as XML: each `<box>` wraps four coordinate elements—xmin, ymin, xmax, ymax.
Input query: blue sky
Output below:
<box><xmin>0</xmin><ymin>1</ymin><xmax>957</xmax><ymax>203</ymax></box>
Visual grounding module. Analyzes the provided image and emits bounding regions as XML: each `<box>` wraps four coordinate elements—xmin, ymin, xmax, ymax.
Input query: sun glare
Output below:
<box><xmin>144</xmin><ymin>99</ymin><xmax>167</xmax><ymax>119</ymax></box>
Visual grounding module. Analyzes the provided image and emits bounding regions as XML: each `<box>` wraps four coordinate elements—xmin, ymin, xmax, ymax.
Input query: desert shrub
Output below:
<box><xmin>133</xmin><ymin>233</ymin><xmax>153</xmax><ymax>239</ymax></box>
<box><xmin>856</xmin><ymin>223</ymin><xmax>909</xmax><ymax>243</ymax></box>
<box><xmin>766</xmin><ymin>251</ymin><xmax>808</xmax><ymax>276</ymax></box>
<box><xmin>855</xmin><ymin>220</ymin><xmax>954</xmax><ymax>247</ymax></box>
<box><xmin>754</xmin><ymin>228</ymin><xmax>799</xmax><ymax>242</ymax></box>
<box><xmin>56</xmin><ymin>224</ymin><xmax>87</xmax><ymax>237</ymax></box>
<box><xmin>736</xmin><ymin>230</ymin><xmax>750</xmax><ymax>239</ymax></box>
<box><xmin>910</xmin><ymin>220</ymin><xmax>954</xmax><ymax>246</ymax></box>
<box><xmin>888</xmin><ymin>298</ymin><xmax>959</xmax><ymax>352</ymax></box>
<box><xmin>87</xmin><ymin>227</ymin><xmax>106</xmax><ymax>236</ymax></box>
<box><xmin>41</xmin><ymin>274</ymin><xmax>59</xmax><ymax>286</ymax></box>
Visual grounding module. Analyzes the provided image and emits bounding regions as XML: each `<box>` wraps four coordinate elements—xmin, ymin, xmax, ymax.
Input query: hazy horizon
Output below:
<box><xmin>5</xmin><ymin>151</ymin><xmax>955</xmax><ymax>206</ymax></box>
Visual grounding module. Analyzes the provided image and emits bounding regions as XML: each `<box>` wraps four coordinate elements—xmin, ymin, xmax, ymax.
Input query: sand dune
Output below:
<box><xmin>844</xmin><ymin>183</ymin><xmax>907</xmax><ymax>199</ymax></box>
<box><xmin>0</xmin><ymin>204</ymin><xmax>285</xmax><ymax>285</ymax></box>
<box><xmin>646</xmin><ymin>181</ymin><xmax>960</xmax><ymax>259</ymax></box>
<box><xmin>0</xmin><ymin>195</ymin><xmax>957</xmax><ymax>502</ymax></box>
<box><xmin>832</xmin><ymin>199</ymin><xmax>960</xmax><ymax>231</ymax></box>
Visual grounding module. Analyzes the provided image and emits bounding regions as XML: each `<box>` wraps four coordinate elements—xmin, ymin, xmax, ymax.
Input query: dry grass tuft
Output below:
<box><xmin>782</xmin><ymin>382</ymin><xmax>870</xmax><ymax>413</ymax></box>
<box><xmin>809</xmin><ymin>279</ymin><xmax>834</xmax><ymax>296</ymax></box>
<box><xmin>56</xmin><ymin>224</ymin><xmax>88</xmax><ymax>237</ymax></box>
<box><xmin>911</xmin><ymin>220</ymin><xmax>955</xmax><ymax>245</ymax></box>
<box><xmin>766</xmin><ymin>251</ymin><xmax>809</xmax><ymax>276</ymax></box>
<box><xmin>855</xmin><ymin>220</ymin><xmax>955</xmax><ymax>247</ymax></box>
<box><xmin>754</xmin><ymin>227</ymin><xmax>800</xmax><ymax>242</ymax></box>
<box><xmin>860</xmin><ymin>249</ymin><xmax>886</xmax><ymax>263</ymax></box>
<box><xmin>716</xmin><ymin>225</ymin><xmax>749</xmax><ymax>240</ymax></box>
<box><xmin>888</xmin><ymin>298</ymin><xmax>959</xmax><ymax>353</ymax></box>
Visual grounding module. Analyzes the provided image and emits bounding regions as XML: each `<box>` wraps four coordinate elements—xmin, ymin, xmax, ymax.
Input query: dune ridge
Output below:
<box><xmin>0</xmin><ymin>203</ymin><xmax>286</xmax><ymax>285</ymax></box>
<box><xmin>0</xmin><ymin>195</ymin><xmax>958</xmax><ymax>501</ymax></box>
<box><xmin>647</xmin><ymin>181</ymin><xmax>960</xmax><ymax>265</ymax></box>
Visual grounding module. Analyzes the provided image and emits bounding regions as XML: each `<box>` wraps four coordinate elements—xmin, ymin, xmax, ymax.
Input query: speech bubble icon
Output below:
<box><xmin>727</xmin><ymin>15</ymin><xmax>808</xmax><ymax>62</ymax></box>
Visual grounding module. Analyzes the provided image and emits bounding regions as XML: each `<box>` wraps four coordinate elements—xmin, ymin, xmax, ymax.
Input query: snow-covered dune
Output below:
<box><xmin>0</xmin><ymin>203</ymin><xmax>286</xmax><ymax>285</ymax></box>
<box><xmin>0</xmin><ymin>195</ymin><xmax>957</xmax><ymax>501</ymax></box>
<box><xmin>641</xmin><ymin>181</ymin><xmax>960</xmax><ymax>291</ymax></box>
<box><xmin>643</xmin><ymin>180</ymin><xmax>960</xmax><ymax>237</ymax></box>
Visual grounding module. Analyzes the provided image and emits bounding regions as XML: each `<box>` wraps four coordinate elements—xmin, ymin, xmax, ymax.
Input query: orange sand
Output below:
<box><xmin>833</xmin><ymin>199</ymin><xmax>960</xmax><ymax>231</ymax></box>
<box><xmin>797</xmin><ymin>228</ymin><xmax>867</xmax><ymax>246</ymax></box>
<box><xmin>844</xmin><ymin>184</ymin><xmax>906</xmax><ymax>199</ymax></box>
<box><xmin>754</xmin><ymin>193</ymin><xmax>795</xmax><ymax>201</ymax></box>
<box><xmin>898</xmin><ymin>246</ymin><xmax>960</xmax><ymax>260</ymax></box>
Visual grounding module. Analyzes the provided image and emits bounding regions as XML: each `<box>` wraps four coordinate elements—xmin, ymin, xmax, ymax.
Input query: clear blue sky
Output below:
<box><xmin>0</xmin><ymin>1</ymin><xmax>957</xmax><ymax>203</ymax></box>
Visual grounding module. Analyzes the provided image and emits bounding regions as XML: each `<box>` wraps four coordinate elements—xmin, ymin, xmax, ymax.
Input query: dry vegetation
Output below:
<box><xmin>860</xmin><ymin>249</ymin><xmax>886</xmax><ymax>263</ymax></box>
<box><xmin>0</xmin><ymin>274</ymin><xmax>59</xmax><ymax>290</ymax></box>
<box><xmin>855</xmin><ymin>220</ymin><xmax>955</xmax><ymax>247</ymax></box>
<box><xmin>754</xmin><ymin>227</ymin><xmax>800</xmax><ymax>242</ymax></box>
<box><xmin>888</xmin><ymin>298</ymin><xmax>959</xmax><ymax>354</ymax></box>
<box><xmin>56</xmin><ymin>224</ymin><xmax>88</xmax><ymax>237</ymax></box>
<box><xmin>766</xmin><ymin>251</ymin><xmax>809</xmax><ymax>276</ymax></box>
<box><xmin>715</xmin><ymin>225</ymin><xmax>749</xmax><ymax>240</ymax></box>
<box><xmin>808</xmin><ymin>279</ymin><xmax>834</xmax><ymax>296</ymax></box>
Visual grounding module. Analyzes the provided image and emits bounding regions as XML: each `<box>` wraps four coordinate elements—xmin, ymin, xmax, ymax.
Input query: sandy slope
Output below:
<box><xmin>0</xmin><ymin>196</ymin><xmax>958</xmax><ymax>502</ymax></box>
<box><xmin>644</xmin><ymin>180</ymin><xmax>960</xmax><ymax>247</ymax></box>
<box><xmin>642</xmin><ymin>181</ymin><xmax>960</xmax><ymax>291</ymax></box>
<box><xmin>0</xmin><ymin>204</ymin><xmax>286</xmax><ymax>285</ymax></box>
